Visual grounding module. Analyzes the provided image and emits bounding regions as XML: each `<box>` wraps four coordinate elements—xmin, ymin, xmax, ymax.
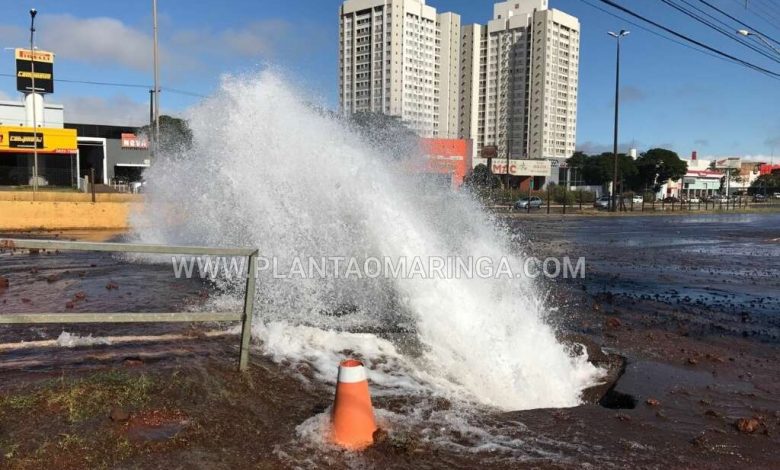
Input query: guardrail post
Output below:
<box><xmin>238</xmin><ymin>251</ymin><xmax>258</xmax><ymax>372</ymax></box>
<box><xmin>90</xmin><ymin>168</ymin><xmax>97</xmax><ymax>203</ymax></box>
<box><xmin>546</xmin><ymin>185</ymin><xmax>550</xmax><ymax>214</ymax></box>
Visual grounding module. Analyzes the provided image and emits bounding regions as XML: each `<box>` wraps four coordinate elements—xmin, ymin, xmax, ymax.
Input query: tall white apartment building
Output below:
<box><xmin>460</xmin><ymin>0</ymin><xmax>580</xmax><ymax>161</ymax></box>
<box><xmin>339</xmin><ymin>0</ymin><xmax>461</xmax><ymax>138</ymax></box>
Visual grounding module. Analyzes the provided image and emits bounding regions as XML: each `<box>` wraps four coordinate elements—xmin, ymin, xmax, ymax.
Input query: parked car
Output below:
<box><xmin>632</xmin><ymin>195</ymin><xmax>643</xmax><ymax>204</ymax></box>
<box><xmin>753</xmin><ymin>194</ymin><xmax>768</xmax><ymax>202</ymax></box>
<box><xmin>711</xmin><ymin>195</ymin><xmax>729</xmax><ymax>203</ymax></box>
<box><xmin>514</xmin><ymin>196</ymin><xmax>543</xmax><ymax>210</ymax></box>
<box><xmin>774</xmin><ymin>192</ymin><xmax>780</xmax><ymax>199</ymax></box>
<box><xmin>684</xmin><ymin>196</ymin><xmax>701</xmax><ymax>204</ymax></box>
<box><xmin>662</xmin><ymin>196</ymin><xmax>681</xmax><ymax>203</ymax></box>
<box><xmin>593</xmin><ymin>196</ymin><xmax>611</xmax><ymax>209</ymax></box>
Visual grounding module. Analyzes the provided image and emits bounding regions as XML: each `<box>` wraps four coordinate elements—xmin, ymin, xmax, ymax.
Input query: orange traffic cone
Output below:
<box><xmin>331</xmin><ymin>359</ymin><xmax>377</xmax><ymax>450</ymax></box>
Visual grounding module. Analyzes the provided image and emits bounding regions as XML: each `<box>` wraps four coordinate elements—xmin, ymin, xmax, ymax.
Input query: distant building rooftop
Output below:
<box><xmin>64</xmin><ymin>123</ymin><xmax>143</xmax><ymax>140</ymax></box>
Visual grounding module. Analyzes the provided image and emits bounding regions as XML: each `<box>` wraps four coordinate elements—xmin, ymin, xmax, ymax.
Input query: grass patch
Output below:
<box><xmin>0</xmin><ymin>370</ymin><xmax>156</xmax><ymax>469</ymax></box>
<box><xmin>44</xmin><ymin>370</ymin><xmax>153</xmax><ymax>423</ymax></box>
<box><xmin>0</xmin><ymin>394</ymin><xmax>39</xmax><ymax>411</ymax></box>
<box><xmin>1</xmin><ymin>370</ymin><xmax>153</xmax><ymax>423</ymax></box>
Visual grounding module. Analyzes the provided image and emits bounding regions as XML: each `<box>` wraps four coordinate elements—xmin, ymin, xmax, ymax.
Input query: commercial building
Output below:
<box><xmin>0</xmin><ymin>97</ymin><xmax>76</xmax><ymax>187</ymax></box>
<box><xmin>759</xmin><ymin>163</ymin><xmax>779</xmax><ymax>175</ymax></box>
<box><xmin>338</xmin><ymin>0</ymin><xmax>461</xmax><ymax>138</ymax></box>
<box><xmin>459</xmin><ymin>0</ymin><xmax>580</xmax><ymax>163</ymax></box>
<box><xmin>66</xmin><ymin>123</ymin><xmax>150</xmax><ymax>185</ymax></box>
<box><xmin>0</xmin><ymin>98</ymin><xmax>149</xmax><ymax>188</ymax></box>
<box><xmin>1</xmin><ymin>44</ymin><xmax>150</xmax><ymax>190</ymax></box>
<box><xmin>660</xmin><ymin>154</ymin><xmax>763</xmax><ymax>198</ymax></box>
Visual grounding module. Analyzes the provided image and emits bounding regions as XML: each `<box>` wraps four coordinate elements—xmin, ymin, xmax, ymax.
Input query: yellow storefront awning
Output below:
<box><xmin>0</xmin><ymin>126</ymin><xmax>77</xmax><ymax>154</ymax></box>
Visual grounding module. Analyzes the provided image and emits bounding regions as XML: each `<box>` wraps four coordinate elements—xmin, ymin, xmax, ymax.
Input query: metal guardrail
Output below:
<box><xmin>0</xmin><ymin>238</ymin><xmax>258</xmax><ymax>371</ymax></box>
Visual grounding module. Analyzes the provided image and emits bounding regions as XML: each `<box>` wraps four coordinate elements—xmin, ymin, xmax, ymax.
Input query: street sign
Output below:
<box><xmin>473</xmin><ymin>158</ymin><xmax>551</xmax><ymax>177</ymax></box>
<box><xmin>714</xmin><ymin>157</ymin><xmax>741</xmax><ymax>170</ymax></box>
<box><xmin>15</xmin><ymin>48</ymin><xmax>54</xmax><ymax>94</ymax></box>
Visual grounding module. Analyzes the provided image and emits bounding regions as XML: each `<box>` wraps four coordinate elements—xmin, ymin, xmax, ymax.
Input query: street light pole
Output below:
<box><xmin>29</xmin><ymin>8</ymin><xmax>39</xmax><ymax>197</ymax></box>
<box><xmin>608</xmin><ymin>30</ymin><xmax>629</xmax><ymax>212</ymax></box>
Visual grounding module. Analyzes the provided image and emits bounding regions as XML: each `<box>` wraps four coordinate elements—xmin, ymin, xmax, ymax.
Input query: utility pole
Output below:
<box><xmin>149</xmin><ymin>89</ymin><xmax>155</xmax><ymax>157</ymax></box>
<box><xmin>152</xmin><ymin>0</ymin><xmax>160</xmax><ymax>157</ymax></box>
<box><xmin>608</xmin><ymin>30</ymin><xmax>629</xmax><ymax>212</ymax></box>
<box><xmin>29</xmin><ymin>8</ymin><xmax>39</xmax><ymax>198</ymax></box>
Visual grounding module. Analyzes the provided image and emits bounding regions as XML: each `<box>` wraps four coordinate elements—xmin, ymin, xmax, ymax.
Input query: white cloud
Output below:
<box><xmin>702</xmin><ymin>154</ymin><xmax>777</xmax><ymax>163</ymax></box>
<box><xmin>3</xmin><ymin>14</ymin><xmax>319</xmax><ymax>76</ymax></box>
<box><xmin>0</xmin><ymin>13</ymin><xmax>324</xmax><ymax>124</ymax></box>
<box><xmin>37</xmin><ymin>14</ymin><xmax>196</xmax><ymax>73</ymax></box>
<box><xmin>59</xmin><ymin>94</ymin><xmax>149</xmax><ymax>126</ymax></box>
<box><xmin>38</xmin><ymin>15</ymin><xmax>154</xmax><ymax>71</ymax></box>
<box><xmin>172</xmin><ymin>19</ymin><xmax>324</xmax><ymax>62</ymax></box>
<box><xmin>220</xmin><ymin>19</ymin><xmax>295</xmax><ymax>57</ymax></box>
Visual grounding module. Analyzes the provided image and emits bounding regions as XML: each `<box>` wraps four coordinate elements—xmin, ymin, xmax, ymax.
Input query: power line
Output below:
<box><xmin>699</xmin><ymin>0</ymin><xmax>780</xmax><ymax>46</ymax></box>
<box><xmin>746</xmin><ymin>0</ymin><xmax>780</xmax><ymax>29</ymax></box>
<box><xmin>0</xmin><ymin>72</ymin><xmax>206</xmax><ymax>97</ymax></box>
<box><xmin>661</xmin><ymin>0</ymin><xmax>780</xmax><ymax>64</ymax></box>
<box><xmin>580</xmin><ymin>0</ymin><xmax>735</xmax><ymax>64</ymax></box>
<box><xmin>594</xmin><ymin>0</ymin><xmax>780</xmax><ymax>79</ymax></box>
<box><xmin>730</xmin><ymin>0</ymin><xmax>780</xmax><ymax>34</ymax></box>
<box><xmin>161</xmin><ymin>87</ymin><xmax>206</xmax><ymax>98</ymax></box>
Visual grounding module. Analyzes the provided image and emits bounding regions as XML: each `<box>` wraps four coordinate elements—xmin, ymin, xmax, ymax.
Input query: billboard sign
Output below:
<box><xmin>419</xmin><ymin>138</ymin><xmax>473</xmax><ymax>189</ymax></box>
<box><xmin>8</xmin><ymin>131</ymin><xmax>44</xmax><ymax>149</ymax></box>
<box><xmin>0</xmin><ymin>126</ymin><xmax>77</xmax><ymax>154</ymax></box>
<box><xmin>473</xmin><ymin>158</ymin><xmax>552</xmax><ymax>177</ymax></box>
<box><xmin>714</xmin><ymin>157</ymin><xmax>741</xmax><ymax>170</ymax></box>
<box><xmin>121</xmin><ymin>133</ymin><xmax>149</xmax><ymax>150</ymax></box>
<box><xmin>481</xmin><ymin>145</ymin><xmax>498</xmax><ymax>159</ymax></box>
<box><xmin>15</xmin><ymin>48</ymin><xmax>55</xmax><ymax>94</ymax></box>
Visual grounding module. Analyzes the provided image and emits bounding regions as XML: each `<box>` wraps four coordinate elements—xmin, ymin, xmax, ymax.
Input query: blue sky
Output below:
<box><xmin>0</xmin><ymin>0</ymin><xmax>778</xmax><ymax>159</ymax></box>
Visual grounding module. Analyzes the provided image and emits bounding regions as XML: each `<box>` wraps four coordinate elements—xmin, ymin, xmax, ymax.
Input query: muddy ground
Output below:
<box><xmin>1</xmin><ymin>213</ymin><xmax>779</xmax><ymax>469</ymax></box>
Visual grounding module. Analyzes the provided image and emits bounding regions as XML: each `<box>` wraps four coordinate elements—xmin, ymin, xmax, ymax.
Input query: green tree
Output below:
<box><xmin>751</xmin><ymin>173</ymin><xmax>780</xmax><ymax>193</ymax></box>
<box><xmin>635</xmin><ymin>148</ymin><xmax>688</xmax><ymax>193</ymax></box>
<box><xmin>348</xmin><ymin>112</ymin><xmax>419</xmax><ymax>161</ymax></box>
<box><xmin>580</xmin><ymin>153</ymin><xmax>612</xmax><ymax>186</ymax></box>
<box><xmin>139</xmin><ymin>115</ymin><xmax>194</xmax><ymax>157</ymax></box>
<box><xmin>570</xmin><ymin>152</ymin><xmax>636</xmax><ymax>188</ymax></box>
<box><xmin>567</xmin><ymin>151</ymin><xmax>589</xmax><ymax>171</ymax></box>
<box><xmin>464</xmin><ymin>163</ymin><xmax>500</xmax><ymax>190</ymax></box>
<box><xmin>613</xmin><ymin>153</ymin><xmax>639</xmax><ymax>191</ymax></box>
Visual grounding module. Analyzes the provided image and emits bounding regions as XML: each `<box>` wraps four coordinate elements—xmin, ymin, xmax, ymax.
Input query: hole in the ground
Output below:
<box><xmin>599</xmin><ymin>389</ymin><xmax>637</xmax><ymax>409</ymax></box>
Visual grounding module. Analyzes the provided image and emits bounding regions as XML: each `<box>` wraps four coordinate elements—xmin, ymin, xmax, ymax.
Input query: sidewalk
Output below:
<box><xmin>491</xmin><ymin>200</ymin><xmax>780</xmax><ymax>217</ymax></box>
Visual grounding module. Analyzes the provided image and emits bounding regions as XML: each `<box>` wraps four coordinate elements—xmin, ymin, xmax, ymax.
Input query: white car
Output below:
<box><xmin>594</xmin><ymin>196</ymin><xmax>611</xmax><ymax>209</ymax></box>
<box><xmin>686</xmin><ymin>196</ymin><xmax>701</xmax><ymax>204</ymax></box>
<box><xmin>632</xmin><ymin>195</ymin><xmax>643</xmax><ymax>204</ymax></box>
